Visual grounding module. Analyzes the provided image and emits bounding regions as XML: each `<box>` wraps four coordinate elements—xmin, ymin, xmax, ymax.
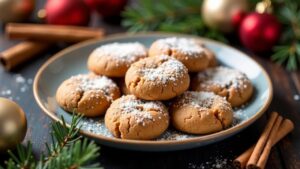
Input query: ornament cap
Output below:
<box><xmin>256</xmin><ymin>0</ymin><xmax>273</xmax><ymax>14</ymax></box>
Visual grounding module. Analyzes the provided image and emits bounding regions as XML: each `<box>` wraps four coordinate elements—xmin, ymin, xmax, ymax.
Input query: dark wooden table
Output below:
<box><xmin>1</xmin><ymin>3</ymin><xmax>300</xmax><ymax>169</ymax></box>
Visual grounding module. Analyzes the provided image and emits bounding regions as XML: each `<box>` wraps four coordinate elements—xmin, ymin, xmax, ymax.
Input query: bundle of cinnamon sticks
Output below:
<box><xmin>0</xmin><ymin>23</ymin><xmax>105</xmax><ymax>70</ymax></box>
<box><xmin>233</xmin><ymin>112</ymin><xmax>294</xmax><ymax>169</ymax></box>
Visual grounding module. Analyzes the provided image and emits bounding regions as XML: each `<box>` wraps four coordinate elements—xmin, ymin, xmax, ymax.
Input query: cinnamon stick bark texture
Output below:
<box><xmin>256</xmin><ymin>116</ymin><xmax>283</xmax><ymax>169</ymax></box>
<box><xmin>6</xmin><ymin>23</ymin><xmax>105</xmax><ymax>43</ymax></box>
<box><xmin>0</xmin><ymin>41</ymin><xmax>50</xmax><ymax>70</ymax></box>
<box><xmin>246</xmin><ymin>112</ymin><xmax>278</xmax><ymax>168</ymax></box>
<box><xmin>233</xmin><ymin>118</ymin><xmax>294</xmax><ymax>169</ymax></box>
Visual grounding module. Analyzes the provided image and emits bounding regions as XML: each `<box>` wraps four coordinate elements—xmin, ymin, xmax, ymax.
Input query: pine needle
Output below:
<box><xmin>2</xmin><ymin>115</ymin><xmax>102</xmax><ymax>169</ymax></box>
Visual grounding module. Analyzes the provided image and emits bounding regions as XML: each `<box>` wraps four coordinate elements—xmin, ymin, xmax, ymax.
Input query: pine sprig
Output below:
<box><xmin>122</xmin><ymin>0</ymin><xmax>226</xmax><ymax>42</ymax></box>
<box><xmin>2</xmin><ymin>115</ymin><xmax>102</xmax><ymax>169</ymax></box>
<box><xmin>272</xmin><ymin>0</ymin><xmax>300</xmax><ymax>70</ymax></box>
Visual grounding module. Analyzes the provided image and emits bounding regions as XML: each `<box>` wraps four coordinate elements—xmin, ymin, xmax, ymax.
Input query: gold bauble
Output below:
<box><xmin>201</xmin><ymin>0</ymin><xmax>249</xmax><ymax>32</ymax></box>
<box><xmin>0</xmin><ymin>0</ymin><xmax>35</xmax><ymax>22</ymax></box>
<box><xmin>0</xmin><ymin>97</ymin><xmax>27</xmax><ymax>152</ymax></box>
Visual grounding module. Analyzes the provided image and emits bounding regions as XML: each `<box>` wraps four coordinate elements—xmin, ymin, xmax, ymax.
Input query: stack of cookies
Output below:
<box><xmin>56</xmin><ymin>37</ymin><xmax>254</xmax><ymax>140</ymax></box>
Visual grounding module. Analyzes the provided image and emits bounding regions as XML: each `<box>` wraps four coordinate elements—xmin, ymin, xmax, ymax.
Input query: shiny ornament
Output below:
<box><xmin>45</xmin><ymin>0</ymin><xmax>91</xmax><ymax>26</ymax></box>
<box><xmin>201</xmin><ymin>0</ymin><xmax>249</xmax><ymax>32</ymax></box>
<box><xmin>84</xmin><ymin>0</ymin><xmax>127</xmax><ymax>17</ymax></box>
<box><xmin>0</xmin><ymin>0</ymin><xmax>34</xmax><ymax>22</ymax></box>
<box><xmin>0</xmin><ymin>98</ymin><xmax>27</xmax><ymax>152</ymax></box>
<box><xmin>239</xmin><ymin>12</ymin><xmax>281</xmax><ymax>53</ymax></box>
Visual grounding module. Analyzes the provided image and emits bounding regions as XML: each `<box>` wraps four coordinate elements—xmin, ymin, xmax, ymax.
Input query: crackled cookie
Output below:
<box><xmin>125</xmin><ymin>55</ymin><xmax>190</xmax><ymax>100</ymax></box>
<box><xmin>191</xmin><ymin>66</ymin><xmax>253</xmax><ymax>107</ymax></box>
<box><xmin>148</xmin><ymin>37</ymin><xmax>210</xmax><ymax>72</ymax></box>
<box><xmin>105</xmin><ymin>95</ymin><xmax>169</xmax><ymax>140</ymax></box>
<box><xmin>87</xmin><ymin>42</ymin><xmax>147</xmax><ymax>77</ymax></box>
<box><xmin>170</xmin><ymin>91</ymin><xmax>233</xmax><ymax>134</ymax></box>
<box><xmin>56</xmin><ymin>74</ymin><xmax>120</xmax><ymax>117</ymax></box>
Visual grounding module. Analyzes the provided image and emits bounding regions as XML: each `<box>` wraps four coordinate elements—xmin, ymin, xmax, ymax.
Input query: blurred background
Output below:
<box><xmin>0</xmin><ymin>0</ymin><xmax>299</xmax><ymax>70</ymax></box>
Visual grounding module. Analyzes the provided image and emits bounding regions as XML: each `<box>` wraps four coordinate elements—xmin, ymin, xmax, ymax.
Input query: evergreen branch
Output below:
<box><xmin>2</xmin><ymin>115</ymin><xmax>102</xmax><ymax>169</ymax></box>
<box><xmin>122</xmin><ymin>0</ymin><xmax>226</xmax><ymax>42</ymax></box>
<box><xmin>272</xmin><ymin>42</ymin><xmax>300</xmax><ymax>70</ymax></box>
<box><xmin>44</xmin><ymin>115</ymin><xmax>82</xmax><ymax>164</ymax></box>
<box><xmin>6</xmin><ymin>143</ymin><xmax>35</xmax><ymax>169</ymax></box>
<box><xmin>272</xmin><ymin>0</ymin><xmax>300</xmax><ymax>70</ymax></box>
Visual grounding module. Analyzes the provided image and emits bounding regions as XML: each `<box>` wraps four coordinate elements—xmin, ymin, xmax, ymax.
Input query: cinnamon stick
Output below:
<box><xmin>233</xmin><ymin>119</ymin><xmax>294</xmax><ymax>169</ymax></box>
<box><xmin>6</xmin><ymin>23</ymin><xmax>105</xmax><ymax>43</ymax></box>
<box><xmin>256</xmin><ymin>116</ymin><xmax>283</xmax><ymax>169</ymax></box>
<box><xmin>0</xmin><ymin>41</ymin><xmax>50</xmax><ymax>70</ymax></box>
<box><xmin>246</xmin><ymin>112</ymin><xmax>278</xmax><ymax>169</ymax></box>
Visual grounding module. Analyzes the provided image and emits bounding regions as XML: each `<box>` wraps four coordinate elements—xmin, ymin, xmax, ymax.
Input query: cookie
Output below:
<box><xmin>170</xmin><ymin>91</ymin><xmax>233</xmax><ymax>134</ymax></box>
<box><xmin>191</xmin><ymin>66</ymin><xmax>253</xmax><ymax>107</ymax></box>
<box><xmin>116</xmin><ymin>78</ymin><xmax>131</xmax><ymax>95</ymax></box>
<box><xmin>125</xmin><ymin>55</ymin><xmax>190</xmax><ymax>100</ymax></box>
<box><xmin>56</xmin><ymin>74</ymin><xmax>121</xmax><ymax>117</ymax></box>
<box><xmin>87</xmin><ymin>42</ymin><xmax>147</xmax><ymax>77</ymax></box>
<box><xmin>148</xmin><ymin>37</ymin><xmax>210</xmax><ymax>72</ymax></box>
<box><xmin>203</xmin><ymin>47</ymin><xmax>218</xmax><ymax>67</ymax></box>
<box><xmin>105</xmin><ymin>95</ymin><xmax>169</xmax><ymax>140</ymax></box>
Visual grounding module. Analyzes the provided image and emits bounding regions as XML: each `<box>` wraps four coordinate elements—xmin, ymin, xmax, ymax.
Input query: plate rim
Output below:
<box><xmin>33</xmin><ymin>32</ymin><xmax>273</xmax><ymax>146</ymax></box>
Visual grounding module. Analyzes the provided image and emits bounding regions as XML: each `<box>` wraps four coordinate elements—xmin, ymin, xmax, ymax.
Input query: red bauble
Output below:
<box><xmin>232</xmin><ymin>10</ymin><xmax>246</xmax><ymax>29</ymax></box>
<box><xmin>84</xmin><ymin>0</ymin><xmax>128</xmax><ymax>17</ymax></box>
<box><xmin>239</xmin><ymin>12</ymin><xmax>281</xmax><ymax>53</ymax></box>
<box><xmin>45</xmin><ymin>0</ymin><xmax>90</xmax><ymax>26</ymax></box>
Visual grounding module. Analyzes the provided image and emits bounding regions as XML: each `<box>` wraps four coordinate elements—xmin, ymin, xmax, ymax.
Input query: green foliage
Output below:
<box><xmin>272</xmin><ymin>0</ymin><xmax>300</xmax><ymax>70</ymax></box>
<box><xmin>123</xmin><ymin>0</ymin><xmax>300</xmax><ymax>70</ymax></box>
<box><xmin>1</xmin><ymin>115</ymin><xmax>102</xmax><ymax>169</ymax></box>
<box><xmin>122</xmin><ymin>0</ymin><xmax>226</xmax><ymax>42</ymax></box>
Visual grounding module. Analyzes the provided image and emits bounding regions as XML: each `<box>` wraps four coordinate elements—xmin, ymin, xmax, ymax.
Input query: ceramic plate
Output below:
<box><xmin>33</xmin><ymin>33</ymin><xmax>272</xmax><ymax>151</ymax></box>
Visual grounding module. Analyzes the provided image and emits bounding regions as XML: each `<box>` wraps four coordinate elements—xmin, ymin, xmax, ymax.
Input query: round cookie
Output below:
<box><xmin>125</xmin><ymin>55</ymin><xmax>190</xmax><ymax>100</ymax></box>
<box><xmin>105</xmin><ymin>95</ymin><xmax>169</xmax><ymax>140</ymax></box>
<box><xmin>87</xmin><ymin>42</ymin><xmax>147</xmax><ymax>77</ymax></box>
<box><xmin>56</xmin><ymin>74</ymin><xmax>120</xmax><ymax>117</ymax></box>
<box><xmin>191</xmin><ymin>66</ymin><xmax>253</xmax><ymax>107</ymax></box>
<box><xmin>148</xmin><ymin>37</ymin><xmax>210</xmax><ymax>72</ymax></box>
<box><xmin>170</xmin><ymin>91</ymin><xmax>233</xmax><ymax>134</ymax></box>
<box><xmin>203</xmin><ymin>47</ymin><xmax>218</xmax><ymax>67</ymax></box>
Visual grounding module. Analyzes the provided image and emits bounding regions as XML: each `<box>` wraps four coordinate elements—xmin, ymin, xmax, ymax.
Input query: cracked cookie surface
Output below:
<box><xmin>191</xmin><ymin>66</ymin><xmax>253</xmax><ymax>107</ymax></box>
<box><xmin>87</xmin><ymin>42</ymin><xmax>147</xmax><ymax>77</ymax></box>
<box><xmin>125</xmin><ymin>55</ymin><xmax>190</xmax><ymax>100</ymax></box>
<box><xmin>170</xmin><ymin>91</ymin><xmax>233</xmax><ymax>134</ymax></box>
<box><xmin>148</xmin><ymin>37</ymin><xmax>210</xmax><ymax>72</ymax></box>
<box><xmin>105</xmin><ymin>95</ymin><xmax>169</xmax><ymax>140</ymax></box>
<box><xmin>56</xmin><ymin>74</ymin><xmax>120</xmax><ymax>117</ymax></box>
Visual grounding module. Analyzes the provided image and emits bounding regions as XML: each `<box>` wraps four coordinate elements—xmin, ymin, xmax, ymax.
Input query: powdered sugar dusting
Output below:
<box><xmin>157</xmin><ymin>129</ymin><xmax>195</xmax><ymax>140</ymax></box>
<box><xmin>115</xmin><ymin>95</ymin><xmax>167</xmax><ymax>125</ymax></box>
<box><xmin>197</xmin><ymin>66</ymin><xmax>250</xmax><ymax>89</ymax></box>
<box><xmin>156</xmin><ymin>37</ymin><xmax>205</xmax><ymax>57</ymax></box>
<box><xmin>138</xmin><ymin>55</ymin><xmax>188</xmax><ymax>84</ymax></box>
<box><xmin>79</xmin><ymin>107</ymin><xmax>246</xmax><ymax>140</ymax></box>
<box><xmin>188</xmin><ymin>157</ymin><xmax>230</xmax><ymax>169</ymax></box>
<box><xmin>81</xmin><ymin>118</ymin><xmax>113</xmax><ymax>136</ymax></box>
<box><xmin>71</xmin><ymin>74</ymin><xmax>117</xmax><ymax>100</ymax></box>
<box><xmin>173</xmin><ymin>91</ymin><xmax>230</xmax><ymax>111</ymax></box>
<box><xmin>93</xmin><ymin>42</ymin><xmax>147</xmax><ymax>66</ymax></box>
<box><xmin>0</xmin><ymin>74</ymin><xmax>32</xmax><ymax>101</ymax></box>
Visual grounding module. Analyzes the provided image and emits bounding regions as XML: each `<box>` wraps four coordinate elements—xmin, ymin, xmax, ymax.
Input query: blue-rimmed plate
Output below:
<box><xmin>33</xmin><ymin>33</ymin><xmax>272</xmax><ymax>151</ymax></box>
